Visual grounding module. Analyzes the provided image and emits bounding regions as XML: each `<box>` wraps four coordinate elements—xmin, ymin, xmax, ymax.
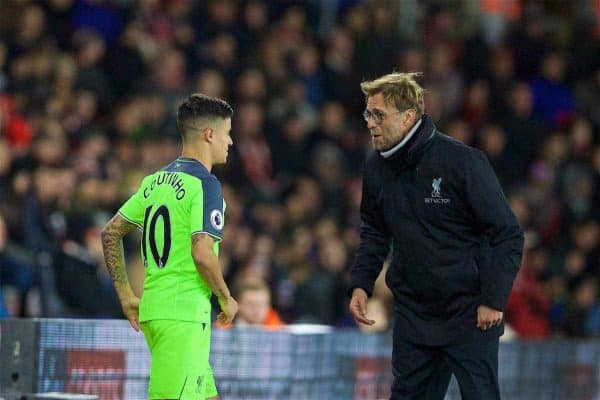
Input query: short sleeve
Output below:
<box><xmin>118</xmin><ymin>179</ymin><xmax>147</xmax><ymax>229</ymax></box>
<box><xmin>190</xmin><ymin>177</ymin><xmax>224</xmax><ymax>241</ymax></box>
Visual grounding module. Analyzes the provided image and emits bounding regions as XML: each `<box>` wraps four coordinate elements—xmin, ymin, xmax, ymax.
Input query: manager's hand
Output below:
<box><xmin>477</xmin><ymin>304</ymin><xmax>503</xmax><ymax>331</ymax></box>
<box><xmin>350</xmin><ymin>288</ymin><xmax>375</xmax><ymax>326</ymax></box>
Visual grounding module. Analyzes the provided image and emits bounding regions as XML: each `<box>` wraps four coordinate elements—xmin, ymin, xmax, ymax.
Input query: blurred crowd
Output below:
<box><xmin>0</xmin><ymin>0</ymin><xmax>599</xmax><ymax>339</ymax></box>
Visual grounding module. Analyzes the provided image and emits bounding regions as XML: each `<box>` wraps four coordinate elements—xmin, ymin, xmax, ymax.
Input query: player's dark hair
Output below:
<box><xmin>177</xmin><ymin>93</ymin><xmax>233</xmax><ymax>136</ymax></box>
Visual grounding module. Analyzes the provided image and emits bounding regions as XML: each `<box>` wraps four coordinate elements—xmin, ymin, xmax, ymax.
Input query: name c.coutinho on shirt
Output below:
<box><xmin>143</xmin><ymin>172</ymin><xmax>186</xmax><ymax>200</ymax></box>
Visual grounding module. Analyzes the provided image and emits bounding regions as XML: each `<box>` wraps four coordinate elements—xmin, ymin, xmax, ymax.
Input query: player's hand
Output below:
<box><xmin>477</xmin><ymin>304</ymin><xmax>503</xmax><ymax>331</ymax></box>
<box><xmin>121</xmin><ymin>296</ymin><xmax>141</xmax><ymax>332</ymax></box>
<box><xmin>217</xmin><ymin>295</ymin><xmax>238</xmax><ymax>325</ymax></box>
<box><xmin>350</xmin><ymin>288</ymin><xmax>375</xmax><ymax>326</ymax></box>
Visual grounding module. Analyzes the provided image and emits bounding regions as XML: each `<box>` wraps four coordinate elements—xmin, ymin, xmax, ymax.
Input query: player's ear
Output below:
<box><xmin>203</xmin><ymin>127</ymin><xmax>214</xmax><ymax>143</ymax></box>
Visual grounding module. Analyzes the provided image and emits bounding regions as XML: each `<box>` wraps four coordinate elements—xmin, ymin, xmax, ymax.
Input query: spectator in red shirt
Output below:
<box><xmin>505</xmin><ymin>240</ymin><xmax>551</xmax><ymax>338</ymax></box>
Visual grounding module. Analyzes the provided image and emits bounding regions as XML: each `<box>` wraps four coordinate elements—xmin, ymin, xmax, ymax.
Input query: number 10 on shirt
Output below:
<box><xmin>142</xmin><ymin>204</ymin><xmax>172</xmax><ymax>268</ymax></box>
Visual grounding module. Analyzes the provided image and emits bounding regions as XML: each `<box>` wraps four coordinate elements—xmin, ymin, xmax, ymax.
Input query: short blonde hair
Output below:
<box><xmin>237</xmin><ymin>280</ymin><xmax>271</xmax><ymax>300</ymax></box>
<box><xmin>360</xmin><ymin>72</ymin><xmax>425</xmax><ymax>117</ymax></box>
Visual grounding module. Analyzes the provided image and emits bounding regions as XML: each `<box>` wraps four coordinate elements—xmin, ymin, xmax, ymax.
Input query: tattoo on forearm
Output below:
<box><xmin>101</xmin><ymin>215</ymin><xmax>136</xmax><ymax>285</ymax></box>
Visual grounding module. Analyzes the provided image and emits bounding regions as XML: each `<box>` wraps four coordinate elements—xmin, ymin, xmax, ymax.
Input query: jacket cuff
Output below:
<box><xmin>347</xmin><ymin>284</ymin><xmax>373</xmax><ymax>299</ymax></box>
<box><xmin>480</xmin><ymin>295</ymin><xmax>505</xmax><ymax>312</ymax></box>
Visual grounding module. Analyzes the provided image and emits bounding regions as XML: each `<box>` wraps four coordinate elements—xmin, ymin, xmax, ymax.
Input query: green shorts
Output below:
<box><xmin>141</xmin><ymin>320</ymin><xmax>217</xmax><ymax>399</ymax></box>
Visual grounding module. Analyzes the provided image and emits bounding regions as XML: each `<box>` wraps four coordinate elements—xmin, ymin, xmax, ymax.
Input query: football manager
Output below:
<box><xmin>349</xmin><ymin>72</ymin><xmax>524</xmax><ymax>400</ymax></box>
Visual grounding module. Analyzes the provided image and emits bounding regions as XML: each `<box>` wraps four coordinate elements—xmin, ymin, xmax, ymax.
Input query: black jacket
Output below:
<box><xmin>350</xmin><ymin>115</ymin><xmax>524</xmax><ymax>345</ymax></box>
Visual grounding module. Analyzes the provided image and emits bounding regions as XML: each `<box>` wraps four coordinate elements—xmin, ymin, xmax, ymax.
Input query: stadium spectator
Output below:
<box><xmin>294</xmin><ymin>236</ymin><xmax>348</xmax><ymax>324</ymax></box>
<box><xmin>53</xmin><ymin>225</ymin><xmax>121</xmax><ymax>317</ymax></box>
<box><xmin>530</xmin><ymin>52</ymin><xmax>575</xmax><ymax>128</ymax></box>
<box><xmin>231</xmin><ymin>280</ymin><xmax>283</xmax><ymax>329</ymax></box>
<box><xmin>505</xmin><ymin>238</ymin><xmax>551</xmax><ymax>338</ymax></box>
<box><xmin>0</xmin><ymin>212</ymin><xmax>36</xmax><ymax>316</ymax></box>
<box><xmin>564</xmin><ymin>277</ymin><xmax>598</xmax><ymax>337</ymax></box>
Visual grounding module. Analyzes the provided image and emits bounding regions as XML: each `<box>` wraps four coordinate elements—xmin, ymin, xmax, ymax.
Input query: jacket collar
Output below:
<box><xmin>381</xmin><ymin>114</ymin><xmax>437</xmax><ymax>167</ymax></box>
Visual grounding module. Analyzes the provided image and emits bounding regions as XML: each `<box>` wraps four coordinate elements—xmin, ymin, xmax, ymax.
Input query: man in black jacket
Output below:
<box><xmin>349</xmin><ymin>72</ymin><xmax>524</xmax><ymax>400</ymax></box>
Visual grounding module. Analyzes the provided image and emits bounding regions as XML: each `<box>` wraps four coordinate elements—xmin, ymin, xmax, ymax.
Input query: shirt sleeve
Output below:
<box><xmin>190</xmin><ymin>176</ymin><xmax>224</xmax><ymax>241</ymax></box>
<box><xmin>118</xmin><ymin>179</ymin><xmax>147</xmax><ymax>229</ymax></box>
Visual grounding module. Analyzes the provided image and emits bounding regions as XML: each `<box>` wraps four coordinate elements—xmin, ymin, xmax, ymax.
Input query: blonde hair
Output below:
<box><xmin>360</xmin><ymin>72</ymin><xmax>425</xmax><ymax>117</ymax></box>
<box><xmin>237</xmin><ymin>280</ymin><xmax>271</xmax><ymax>300</ymax></box>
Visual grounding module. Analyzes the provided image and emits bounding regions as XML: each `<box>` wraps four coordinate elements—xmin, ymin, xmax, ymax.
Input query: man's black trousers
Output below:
<box><xmin>390</xmin><ymin>323</ymin><xmax>501</xmax><ymax>399</ymax></box>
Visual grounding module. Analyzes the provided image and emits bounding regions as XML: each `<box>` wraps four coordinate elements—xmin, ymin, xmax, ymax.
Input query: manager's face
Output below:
<box><xmin>364</xmin><ymin>93</ymin><xmax>416</xmax><ymax>152</ymax></box>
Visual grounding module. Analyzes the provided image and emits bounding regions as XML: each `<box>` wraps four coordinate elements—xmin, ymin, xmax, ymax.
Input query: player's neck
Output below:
<box><xmin>180</xmin><ymin>148</ymin><xmax>212</xmax><ymax>171</ymax></box>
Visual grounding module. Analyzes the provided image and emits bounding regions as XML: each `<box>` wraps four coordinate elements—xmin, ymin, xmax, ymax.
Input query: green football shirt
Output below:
<box><xmin>119</xmin><ymin>157</ymin><xmax>225</xmax><ymax>323</ymax></box>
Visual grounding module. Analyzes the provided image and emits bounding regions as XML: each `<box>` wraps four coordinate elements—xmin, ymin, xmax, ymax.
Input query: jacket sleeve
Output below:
<box><xmin>348</xmin><ymin>169</ymin><xmax>391</xmax><ymax>298</ymax></box>
<box><xmin>464</xmin><ymin>149</ymin><xmax>524</xmax><ymax>311</ymax></box>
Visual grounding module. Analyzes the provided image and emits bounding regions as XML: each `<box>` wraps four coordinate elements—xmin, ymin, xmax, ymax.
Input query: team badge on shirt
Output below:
<box><xmin>425</xmin><ymin>177</ymin><xmax>451</xmax><ymax>204</ymax></box>
<box><xmin>210</xmin><ymin>209</ymin><xmax>224</xmax><ymax>230</ymax></box>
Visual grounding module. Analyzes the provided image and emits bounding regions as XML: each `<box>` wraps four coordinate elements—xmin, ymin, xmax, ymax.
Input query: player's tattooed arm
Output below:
<box><xmin>102</xmin><ymin>213</ymin><xmax>142</xmax><ymax>331</ymax></box>
<box><xmin>101</xmin><ymin>214</ymin><xmax>137</xmax><ymax>291</ymax></box>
